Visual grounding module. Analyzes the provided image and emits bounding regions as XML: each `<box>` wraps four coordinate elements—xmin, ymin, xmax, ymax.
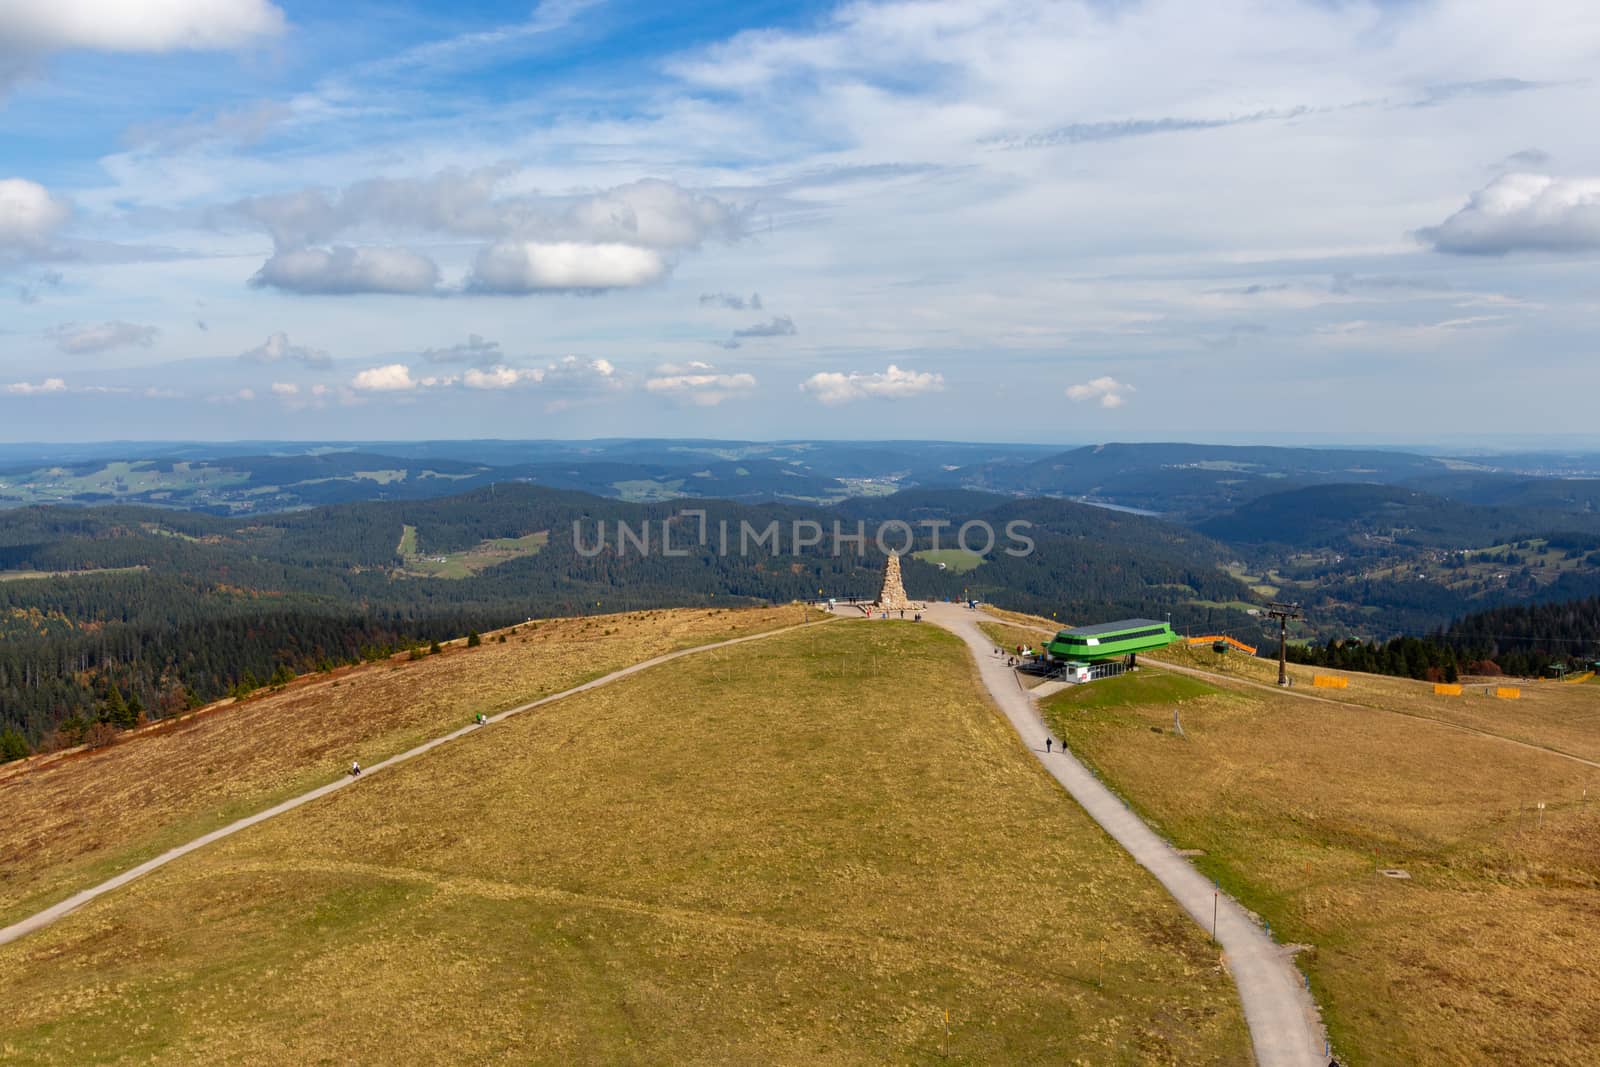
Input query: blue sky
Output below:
<box><xmin>3</xmin><ymin>0</ymin><xmax>1600</xmax><ymax>443</ymax></box>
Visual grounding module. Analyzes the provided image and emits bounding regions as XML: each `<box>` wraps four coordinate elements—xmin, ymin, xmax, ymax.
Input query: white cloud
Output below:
<box><xmin>5</xmin><ymin>376</ymin><xmax>66</xmax><ymax>395</ymax></box>
<box><xmin>800</xmin><ymin>364</ymin><xmax>944</xmax><ymax>405</ymax></box>
<box><xmin>250</xmin><ymin>245</ymin><xmax>442</xmax><ymax>294</ymax></box>
<box><xmin>1065</xmin><ymin>376</ymin><xmax>1135</xmax><ymax>408</ymax></box>
<box><xmin>350</xmin><ymin>364</ymin><xmax>417</xmax><ymax>392</ymax></box>
<box><xmin>1418</xmin><ymin>173</ymin><xmax>1600</xmax><ymax>255</ymax></box>
<box><xmin>0</xmin><ymin>0</ymin><xmax>284</xmax><ymax>95</ymax></box>
<box><xmin>463</xmin><ymin>364</ymin><xmax>543</xmax><ymax>390</ymax></box>
<box><xmin>51</xmin><ymin>320</ymin><xmax>159</xmax><ymax>354</ymax></box>
<box><xmin>0</xmin><ymin>0</ymin><xmax>284</xmax><ymax>52</ymax></box>
<box><xmin>349</xmin><ymin>363</ymin><xmax>461</xmax><ymax>392</ymax></box>
<box><xmin>228</xmin><ymin>172</ymin><xmax>736</xmax><ymax>298</ymax></box>
<box><xmin>238</xmin><ymin>331</ymin><xmax>332</xmax><ymax>368</ymax></box>
<box><xmin>469</xmin><ymin>241</ymin><xmax>667</xmax><ymax>292</ymax></box>
<box><xmin>646</xmin><ymin>362</ymin><xmax>757</xmax><ymax>406</ymax></box>
<box><xmin>269</xmin><ymin>381</ymin><xmax>298</xmax><ymax>396</ymax></box>
<box><xmin>0</xmin><ymin>178</ymin><xmax>69</xmax><ymax>249</ymax></box>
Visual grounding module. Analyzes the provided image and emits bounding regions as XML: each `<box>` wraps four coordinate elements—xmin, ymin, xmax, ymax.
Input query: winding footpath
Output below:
<box><xmin>0</xmin><ymin>616</ymin><xmax>829</xmax><ymax>950</ymax></box>
<box><xmin>919</xmin><ymin>603</ymin><xmax>1329</xmax><ymax>1067</ymax></box>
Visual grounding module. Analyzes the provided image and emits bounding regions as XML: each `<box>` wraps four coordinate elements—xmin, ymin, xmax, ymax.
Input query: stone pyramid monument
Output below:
<box><xmin>875</xmin><ymin>552</ymin><xmax>917</xmax><ymax>610</ymax></box>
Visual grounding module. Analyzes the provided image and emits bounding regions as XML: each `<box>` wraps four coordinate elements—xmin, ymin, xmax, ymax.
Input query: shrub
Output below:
<box><xmin>467</xmin><ymin>631</ymin><xmax>482</xmax><ymax>648</ymax></box>
<box><xmin>0</xmin><ymin>728</ymin><xmax>30</xmax><ymax>763</ymax></box>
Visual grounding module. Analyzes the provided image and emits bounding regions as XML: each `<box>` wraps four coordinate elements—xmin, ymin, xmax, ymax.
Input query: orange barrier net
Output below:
<box><xmin>1433</xmin><ymin>683</ymin><xmax>1463</xmax><ymax>696</ymax></box>
<box><xmin>1187</xmin><ymin>635</ymin><xmax>1259</xmax><ymax>655</ymax></box>
<box><xmin>1312</xmin><ymin>675</ymin><xmax>1348</xmax><ymax>689</ymax></box>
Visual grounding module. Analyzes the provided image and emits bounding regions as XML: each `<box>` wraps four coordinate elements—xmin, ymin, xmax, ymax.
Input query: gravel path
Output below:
<box><xmin>920</xmin><ymin>603</ymin><xmax>1329</xmax><ymax>1067</ymax></box>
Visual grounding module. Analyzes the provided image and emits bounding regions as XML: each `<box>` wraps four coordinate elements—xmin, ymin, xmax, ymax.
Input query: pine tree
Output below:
<box><xmin>0</xmin><ymin>727</ymin><xmax>29</xmax><ymax>763</ymax></box>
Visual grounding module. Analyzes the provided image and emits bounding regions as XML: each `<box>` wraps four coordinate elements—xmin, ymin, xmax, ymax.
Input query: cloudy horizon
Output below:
<box><xmin>3</xmin><ymin>0</ymin><xmax>1600</xmax><ymax>443</ymax></box>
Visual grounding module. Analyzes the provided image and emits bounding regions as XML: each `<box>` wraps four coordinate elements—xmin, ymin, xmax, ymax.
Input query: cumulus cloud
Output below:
<box><xmin>800</xmin><ymin>364</ymin><xmax>945</xmax><ymax>405</ymax></box>
<box><xmin>238</xmin><ymin>331</ymin><xmax>332</xmax><ymax>369</ymax></box>
<box><xmin>1418</xmin><ymin>173</ymin><xmax>1600</xmax><ymax>255</ymax></box>
<box><xmin>469</xmin><ymin>241</ymin><xmax>667</xmax><ymax>292</ymax></box>
<box><xmin>646</xmin><ymin>362</ymin><xmax>757</xmax><ymax>406</ymax></box>
<box><xmin>0</xmin><ymin>178</ymin><xmax>69</xmax><ymax>251</ymax></box>
<box><xmin>269</xmin><ymin>381</ymin><xmax>298</xmax><ymax>396</ymax></box>
<box><xmin>350</xmin><ymin>364</ymin><xmax>421</xmax><ymax>392</ymax></box>
<box><xmin>422</xmin><ymin>333</ymin><xmax>502</xmax><ymax>365</ymax></box>
<box><xmin>1065</xmin><ymin>376</ymin><xmax>1135</xmax><ymax>408</ymax></box>
<box><xmin>536</xmin><ymin>356</ymin><xmax>626</xmax><ymax>411</ymax></box>
<box><xmin>347</xmin><ymin>355</ymin><xmax>617</xmax><ymax>401</ymax></box>
<box><xmin>700</xmin><ymin>291</ymin><xmax>762</xmax><ymax>310</ymax></box>
<box><xmin>0</xmin><ymin>0</ymin><xmax>284</xmax><ymax>92</ymax></box>
<box><xmin>250</xmin><ymin>245</ymin><xmax>442</xmax><ymax>294</ymax></box>
<box><xmin>1</xmin><ymin>0</ymin><xmax>283</xmax><ymax>52</ymax></box>
<box><xmin>5</xmin><ymin>376</ymin><xmax>67</xmax><ymax>395</ymax></box>
<box><xmin>463</xmin><ymin>365</ymin><xmax>542</xmax><ymax>390</ymax></box>
<box><xmin>51</xmin><ymin>320</ymin><xmax>159</xmax><ymax>354</ymax></box>
<box><xmin>228</xmin><ymin>171</ymin><xmax>739</xmax><ymax>297</ymax></box>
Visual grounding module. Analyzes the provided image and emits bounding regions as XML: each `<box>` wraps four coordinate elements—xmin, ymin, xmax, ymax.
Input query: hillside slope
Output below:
<box><xmin>0</xmin><ymin>621</ymin><xmax>1250</xmax><ymax>1064</ymax></box>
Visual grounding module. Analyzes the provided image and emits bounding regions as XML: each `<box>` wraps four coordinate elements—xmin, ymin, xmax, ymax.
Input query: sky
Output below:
<box><xmin>2</xmin><ymin>0</ymin><xmax>1600</xmax><ymax>444</ymax></box>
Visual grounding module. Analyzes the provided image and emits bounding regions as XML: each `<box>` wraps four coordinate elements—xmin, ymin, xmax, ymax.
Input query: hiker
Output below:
<box><xmin>350</xmin><ymin>760</ymin><xmax>361</xmax><ymax>777</ymax></box>
<box><xmin>1046</xmin><ymin>737</ymin><xmax>1052</xmax><ymax>753</ymax></box>
<box><xmin>475</xmin><ymin>713</ymin><xmax>487</xmax><ymax>726</ymax></box>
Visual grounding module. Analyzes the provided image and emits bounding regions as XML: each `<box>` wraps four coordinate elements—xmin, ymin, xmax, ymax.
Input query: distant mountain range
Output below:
<box><xmin>6</xmin><ymin>439</ymin><xmax>1600</xmax><ymax>521</ymax></box>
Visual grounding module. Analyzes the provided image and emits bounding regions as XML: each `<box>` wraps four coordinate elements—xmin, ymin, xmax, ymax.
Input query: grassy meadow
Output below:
<box><xmin>0</xmin><ymin>622</ymin><xmax>1249</xmax><ymax>1065</ymax></box>
<box><xmin>0</xmin><ymin>606</ymin><xmax>809</xmax><ymax>930</ymax></box>
<box><xmin>1041</xmin><ymin>664</ymin><xmax>1600</xmax><ymax>1065</ymax></box>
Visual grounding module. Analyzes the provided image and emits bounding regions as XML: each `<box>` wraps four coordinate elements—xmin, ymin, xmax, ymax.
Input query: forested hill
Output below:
<box><xmin>1196</xmin><ymin>483</ymin><xmax>1600</xmax><ymax>549</ymax></box>
<box><xmin>0</xmin><ymin>486</ymin><xmax>1258</xmax><ymax>753</ymax></box>
<box><xmin>1437</xmin><ymin>596</ymin><xmax>1600</xmax><ymax>676</ymax></box>
<box><xmin>1287</xmin><ymin>594</ymin><xmax>1600</xmax><ymax>682</ymax></box>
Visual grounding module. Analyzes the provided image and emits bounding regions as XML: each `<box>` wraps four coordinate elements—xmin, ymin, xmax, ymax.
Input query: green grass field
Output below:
<box><xmin>397</xmin><ymin>528</ymin><xmax>549</xmax><ymax>579</ymax></box>
<box><xmin>0</xmin><ymin>622</ymin><xmax>1249</xmax><ymax>1064</ymax></box>
<box><xmin>911</xmin><ymin>548</ymin><xmax>985</xmax><ymax>573</ymax></box>
<box><xmin>0</xmin><ymin>566</ymin><xmax>148</xmax><ymax>583</ymax></box>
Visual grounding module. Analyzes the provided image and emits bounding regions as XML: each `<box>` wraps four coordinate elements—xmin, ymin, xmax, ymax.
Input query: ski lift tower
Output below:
<box><xmin>1264</xmin><ymin>602</ymin><xmax>1303</xmax><ymax>687</ymax></box>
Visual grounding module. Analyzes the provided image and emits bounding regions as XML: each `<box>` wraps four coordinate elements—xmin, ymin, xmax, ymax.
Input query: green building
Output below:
<box><xmin>1044</xmin><ymin>619</ymin><xmax>1176</xmax><ymax>664</ymax></box>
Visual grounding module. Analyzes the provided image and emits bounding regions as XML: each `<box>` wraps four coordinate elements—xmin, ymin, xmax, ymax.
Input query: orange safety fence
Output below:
<box><xmin>1433</xmin><ymin>683</ymin><xmax>1463</xmax><ymax>696</ymax></box>
<box><xmin>1312</xmin><ymin>675</ymin><xmax>1348</xmax><ymax>689</ymax></box>
<box><xmin>1187</xmin><ymin>635</ymin><xmax>1259</xmax><ymax>655</ymax></box>
<box><xmin>1565</xmin><ymin>671</ymin><xmax>1595</xmax><ymax>684</ymax></box>
<box><xmin>1496</xmin><ymin>687</ymin><xmax>1521</xmax><ymax>700</ymax></box>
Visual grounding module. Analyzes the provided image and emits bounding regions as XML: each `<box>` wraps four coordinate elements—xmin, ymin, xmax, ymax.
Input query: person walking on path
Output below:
<box><xmin>350</xmin><ymin>760</ymin><xmax>361</xmax><ymax>777</ymax></box>
<box><xmin>1046</xmin><ymin>737</ymin><xmax>1052</xmax><ymax>753</ymax></box>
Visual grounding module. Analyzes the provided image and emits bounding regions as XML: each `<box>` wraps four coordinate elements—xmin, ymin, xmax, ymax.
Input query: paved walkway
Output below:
<box><xmin>0</xmin><ymin>616</ymin><xmax>829</xmax><ymax>949</ymax></box>
<box><xmin>918</xmin><ymin>603</ymin><xmax>1328</xmax><ymax>1067</ymax></box>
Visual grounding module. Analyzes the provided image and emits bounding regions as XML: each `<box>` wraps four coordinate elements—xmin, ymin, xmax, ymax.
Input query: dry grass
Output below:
<box><xmin>977</xmin><ymin>620</ymin><xmax>1049</xmax><ymax>655</ymax></box>
<box><xmin>0</xmin><ymin>605</ymin><xmax>810</xmax><ymax>929</ymax></box>
<box><xmin>0</xmin><ymin>622</ymin><xmax>1249</xmax><ymax>1065</ymax></box>
<box><xmin>1042</xmin><ymin>665</ymin><xmax>1600</xmax><ymax>1065</ymax></box>
<box><xmin>1152</xmin><ymin>642</ymin><xmax>1600</xmax><ymax>764</ymax></box>
<box><xmin>979</xmin><ymin>604</ymin><xmax>1061</xmax><ymax>631</ymax></box>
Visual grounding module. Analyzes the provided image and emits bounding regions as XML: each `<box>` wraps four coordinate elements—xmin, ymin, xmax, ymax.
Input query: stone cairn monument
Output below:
<box><xmin>874</xmin><ymin>553</ymin><xmax>920</xmax><ymax>611</ymax></box>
